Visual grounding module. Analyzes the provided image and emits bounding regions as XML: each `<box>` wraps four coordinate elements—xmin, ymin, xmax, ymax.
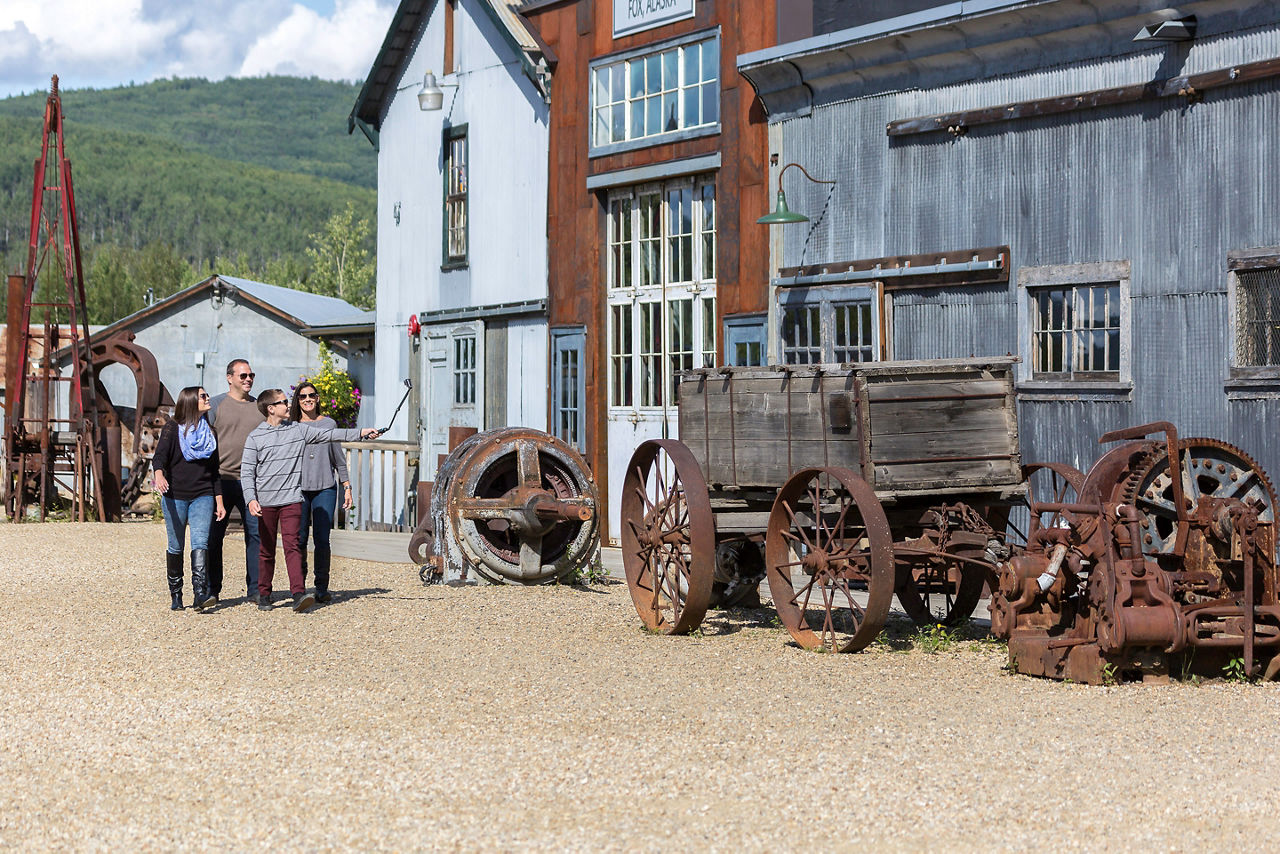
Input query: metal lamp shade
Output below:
<box><xmin>757</xmin><ymin>190</ymin><xmax>810</xmax><ymax>224</ymax></box>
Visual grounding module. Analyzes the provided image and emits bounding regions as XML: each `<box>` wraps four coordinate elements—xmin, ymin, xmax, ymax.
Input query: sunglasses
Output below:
<box><xmin>198</xmin><ymin>392</ymin><xmax>211</xmax><ymax>400</ymax></box>
<box><xmin>298</xmin><ymin>392</ymin><xmax>318</xmax><ymax>400</ymax></box>
<box><xmin>268</xmin><ymin>399</ymin><xmax>288</xmax><ymax>407</ymax></box>
<box><xmin>234</xmin><ymin>372</ymin><xmax>256</xmax><ymax>380</ymax></box>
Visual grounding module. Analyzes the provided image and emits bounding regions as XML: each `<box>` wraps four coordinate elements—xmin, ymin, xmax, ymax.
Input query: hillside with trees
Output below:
<box><xmin>0</xmin><ymin>76</ymin><xmax>377</xmax><ymax>321</ymax></box>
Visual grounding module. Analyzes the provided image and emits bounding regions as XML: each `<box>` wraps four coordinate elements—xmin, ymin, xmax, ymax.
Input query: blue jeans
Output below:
<box><xmin>209</xmin><ymin>478</ymin><xmax>261</xmax><ymax>598</ymax></box>
<box><xmin>163</xmin><ymin>494</ymin><xmax>215</xmax><ymax>553</ymax></box>
<box><xmin>300</xmin><ymin>486</ymin><xmax>337</xmax><ymax>591</ymax></box>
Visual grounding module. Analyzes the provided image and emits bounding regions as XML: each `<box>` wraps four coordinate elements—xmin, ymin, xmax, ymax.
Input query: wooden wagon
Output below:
<box><xmin>621</xmin><ymin>357</ymin><xmax>1033</xmax><ymax>651</ymax></box>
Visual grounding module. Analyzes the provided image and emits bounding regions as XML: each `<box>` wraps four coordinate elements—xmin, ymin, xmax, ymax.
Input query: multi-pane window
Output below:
<box><xmin>725</xmin><ymin>316</ymin><xmax>766</xmax><ymax>366</ymax></box>
<box><xmin>608</xmin><ymin>176</ymin><xmax>717</xmax><ymax>408</ymax></box>
<box><xmin>1234</xmin><ymin>267</ymin><xmax>1280</xmax><ymax>367</ymax></box>
<box><xmin>591</xmin><ymin>36</ymin><xmax>719</xmax><ymax>149</ymax></box>
<box><xmin>1030</xmin><ymin>283</ymin><xmax>1120</xmax><ymax>377</ymax></box>
<box><xmin>453</xmin><ymin>335</ymin><xmax>476</xmax><ymax>405</ymax></box>
<box><xmin>779</xmin><ymin>287</ymin><xmax>879</xmax><ymax>365</ymax></box>
<box><xmin>552</xmin><ymin>329</ymin><xmax>585</xmax><ymax>449</ymax></box>
<box><xmin>444</xmin><ymin>127</ymin><xmax>467</xmax><ymax>265</ymax></box>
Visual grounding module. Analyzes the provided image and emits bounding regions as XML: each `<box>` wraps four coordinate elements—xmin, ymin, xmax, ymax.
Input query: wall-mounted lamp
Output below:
<box><xmin>757</xmin><ymin>163</ymin><xmax>837</xmax><ymax>225</ymax></box>
<box><xmin>1133</xmin><ymin>11</ymin><xmax>1196</xmax><ymax>42</ymax></box>
<box><xmin>418</xmin><ymin>70</ymin><xmax>458</xmax><ymax>111</ymax></box>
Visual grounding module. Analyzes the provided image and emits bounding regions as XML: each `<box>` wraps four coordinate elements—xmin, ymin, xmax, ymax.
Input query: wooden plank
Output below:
<box><xmin>868</xmin><ymin>398</ymin><xmax>1010</xmax><ymax>435</ymax></box>
<box><xmin>873</xmin><ymin>459</ymin><xmax>1022</xmax><ymax>490</ymax></box>
<box><xmin>868</xmin><ymin>427</ymin><xmax>1017</xmax><ymax>460</ymax></box>
<box><xmin>865</xmin><ymin>379</ymin><xmax>1011</xmax><ymax>400</ymax></box>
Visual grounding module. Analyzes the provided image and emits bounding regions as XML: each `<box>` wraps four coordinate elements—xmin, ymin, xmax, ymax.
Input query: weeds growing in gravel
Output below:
<box><xmin>1222</xmin><ymin>657</ymin><xmax>1250</xmax><ymax>683</ymax></box>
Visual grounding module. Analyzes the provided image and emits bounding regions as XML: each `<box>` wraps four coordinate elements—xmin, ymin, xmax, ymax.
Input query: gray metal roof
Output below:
<box><xmin>218</xmin><ymin>276</ymin><xmax>375</xmax><ymax>329</ymax></box>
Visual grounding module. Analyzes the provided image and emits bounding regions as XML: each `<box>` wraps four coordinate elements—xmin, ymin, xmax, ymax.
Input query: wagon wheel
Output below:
<box><xmin>621</xmin><ymin>439</ymin><xmax>715</xmax><ymax>634</ymax></box>
<box><xmin>765</xmin><ymin>467</ymin><xmax>894</xmax><ymax>653</ymax></box>
<box><xmin>894</xmin><ymin>557</ymin><xmax>987</xmax><ymax>628</ymax></box>
<box><xmin>1004</xmin><ymin>462</ymin><xmax>1088</xmax><ymax>549</ymax></box>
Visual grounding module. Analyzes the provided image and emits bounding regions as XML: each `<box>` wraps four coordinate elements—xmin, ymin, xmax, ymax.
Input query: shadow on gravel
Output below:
<box><xmin>698</xmin><ymin>606</ymin><xmax>781</xmax><ymax>637</ymax></box>
<box><xmin>205</xmin><ymin>587</ymin><xmax>394</xmax><ymax>611</ymax></box>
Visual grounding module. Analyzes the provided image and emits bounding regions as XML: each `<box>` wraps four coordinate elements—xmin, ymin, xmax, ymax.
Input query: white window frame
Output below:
<box><xmin>607</xmin><ymin>175</ymin><xmax>717</xmax><ymax>411</ymax></box>
<box><xmin>452</xmin><ymin>332</ymin><xmax>477</xmax><ymax>407</ymax></box>
<box><xmin>1017</xmin><ymin>261</ymin><xmax>1132</xmax><ymax>389</ymax></box>
<box><xmin>589</xmin><ymin>30</ymin><xmax>720</xmax><ymax>157</ymax></box>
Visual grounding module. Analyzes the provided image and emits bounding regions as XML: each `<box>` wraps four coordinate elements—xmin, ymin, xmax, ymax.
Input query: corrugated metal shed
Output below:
<box><xmin>741</xmin><ymin>0</ymin><xmax>1280</xmax><ymax>478</ymax></box>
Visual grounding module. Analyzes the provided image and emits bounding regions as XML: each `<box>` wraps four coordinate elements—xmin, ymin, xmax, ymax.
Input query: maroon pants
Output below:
<box><xmin>258</xmin><ymin>502</ymin><xmax>304</xmax><ymax>596</ymax></box>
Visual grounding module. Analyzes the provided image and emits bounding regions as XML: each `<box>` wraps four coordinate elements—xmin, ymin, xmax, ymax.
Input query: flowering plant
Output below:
<box><xmin>296</xmin><ymin>342</ymin><xmax>361</xmax><ymax>427</ymax></box>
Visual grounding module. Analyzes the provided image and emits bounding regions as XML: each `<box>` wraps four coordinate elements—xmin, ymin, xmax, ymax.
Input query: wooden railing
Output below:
<box><xmin>341</xmin><ymin>440</ymin><xmax>419</xmax><ymax>532</ymax></box>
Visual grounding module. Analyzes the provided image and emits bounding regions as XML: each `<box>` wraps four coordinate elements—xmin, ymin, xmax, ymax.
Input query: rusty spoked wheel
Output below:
<box><xmin>621</xmin><ymin>439</ymin><xmax>715</xmax><ymax>634</ymax></box>
<box><xmin>895</xmin><ymin>559</ymin><xmax>986</xmax><ymax>628</ymax></box>
<box><xmin>1005</xmin><ymin>462</ymin><xmax>1088</xmax><ymax>549</ymax></box>
<box><xmin>766</xmin><ymin>467</ymin><xmax>894</xmax><ymax>653</ymax></box>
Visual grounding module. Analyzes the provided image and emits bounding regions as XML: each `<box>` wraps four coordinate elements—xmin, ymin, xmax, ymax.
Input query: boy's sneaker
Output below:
<box><xmin>257</xmin><ymin>594</ymin><xmax>272</xmax><ymax>611</ymax></box>
<box><xmin>315</xmin><ymin>591</ymin><xmax>332</xmax><ymax>604</ymax></box>
<box><xmin>293</xmin><ymin>593</ymin><xmax>316</xmax><ymax>613</ymax></box>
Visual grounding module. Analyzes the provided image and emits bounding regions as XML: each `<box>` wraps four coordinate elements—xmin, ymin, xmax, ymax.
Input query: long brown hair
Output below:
<box><xmin>173</xmin><ymin>386</ymin><xmax>205</xmax><ymax>428</ymax></box>
<box><xmin>289</xmin><ymin>381</ymin><xmax>319</xmax><ymax>423</ymax></box>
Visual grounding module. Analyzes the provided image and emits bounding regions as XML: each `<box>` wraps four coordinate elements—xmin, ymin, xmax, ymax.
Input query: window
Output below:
<box><xmin>725</xmin><ymin>315</ymin><xmax>766</xmax><ymax>366</ymax></box>
<box><xmin>608</xmin><ymin>175</ymin><xmax>717</xmax><ymax>408</ymax></box>
<box><xmin>1233</xmin><ymin>266</ymin><xmax>1280</xmax><ymax>368</ymax></box>
<box><xmin>551</xmin><ymin>328</ymin><xmax>586</xmax><ymax>449</ymax></box>
<box><xmin>1030</xmin><ymin>284</ymin><xmax>1120</xmax><ymax>377</ymax></box>
<box><xmin>453</xmin><ymin>335</ymin><xmax>476</xmax><ymax>405</ymax></box>
<box><xmin>590</xmin><ymin>34</ymin><xmax>719</xmax><ymax>151</ymax></box>
<box><xmin>777</xmin><ymin>286</ymin><xmax>881</xmax><ymax>365</ymax></box>
<box><xmin>1017</xmin><ymin>261</ymin><xmax>1130</xmax><ymax>387</ymax></box>
<box><xmin>443</xmin><ymin>125</ymin><xmax>467</xmax><ymax>267</ymax></box>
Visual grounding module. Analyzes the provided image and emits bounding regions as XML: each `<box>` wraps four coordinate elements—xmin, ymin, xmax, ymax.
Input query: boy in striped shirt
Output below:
<box><xmin>242</xmin><ymin>389</ymin><xmax>379</xmax><ymax>612</ymax></box>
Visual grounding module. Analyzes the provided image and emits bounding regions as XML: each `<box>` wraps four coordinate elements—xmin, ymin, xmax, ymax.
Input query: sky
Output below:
<box><xmin>0</xmin><ymin>0</ymin><xmax>398</xmax><ymax>98</ymax></box>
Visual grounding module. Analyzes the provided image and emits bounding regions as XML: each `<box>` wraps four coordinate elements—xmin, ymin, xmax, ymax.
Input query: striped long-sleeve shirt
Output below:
<box><xmin>240</xmin><ymin>421</ymin><xmax>364</xmax><ymax>508</ymax></box>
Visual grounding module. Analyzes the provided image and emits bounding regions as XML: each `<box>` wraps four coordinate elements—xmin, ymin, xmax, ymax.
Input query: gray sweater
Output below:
<box><xmin>299</xmin><ymin>415</ymin><xmax>352</xmax><ymax>492</ymax></box>
<box><xmin>241</xmin><ymin>421</ymin><xmax>363</xmax><ymax>508</ymax></box>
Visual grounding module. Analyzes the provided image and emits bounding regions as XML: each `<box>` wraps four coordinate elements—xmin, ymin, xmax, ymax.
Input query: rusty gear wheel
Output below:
<box><xmin>1120</xmin><ymin>438</ymin><xmax>1278</xmax><ymax>555</ymax></box>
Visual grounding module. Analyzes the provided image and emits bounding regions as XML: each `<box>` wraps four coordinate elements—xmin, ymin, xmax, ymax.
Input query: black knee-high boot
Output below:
<box><xmin>191</xmin><ymin>549</ymin><xmax>216</xmax><ymax>612</ymax></box>
<box><xmin>314</xmin><ymin>546</ymin><xmax>331</xmax><ymax>603</ymax></box>
<box><xmin>166</xmin><ymin>551</ymin><xmax>183</xmax><ymax>610</ymax></box>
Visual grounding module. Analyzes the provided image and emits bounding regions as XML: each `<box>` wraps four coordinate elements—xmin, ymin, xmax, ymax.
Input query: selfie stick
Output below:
<box><xmin>372</xmin><ymin>378</ymin><xmax>413</xmax><ymax>438</ymax></box>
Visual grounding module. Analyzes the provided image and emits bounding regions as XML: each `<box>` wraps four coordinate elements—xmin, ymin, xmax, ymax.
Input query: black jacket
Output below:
<box><xmin>153</xmin><ymin>420</ymin><xmax>222</xmax><ymax>501</ymax></box>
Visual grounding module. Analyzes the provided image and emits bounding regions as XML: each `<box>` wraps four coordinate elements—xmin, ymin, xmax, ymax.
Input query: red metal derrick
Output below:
<box><xmin>3</xmin><ymin>75</ymin><xmax>106</xmax><ymax>521</ymax></box>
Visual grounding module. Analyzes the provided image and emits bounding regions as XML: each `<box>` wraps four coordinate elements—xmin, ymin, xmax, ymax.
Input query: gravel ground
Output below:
<box><xmin>1</xmin><ymin>522</ymin><xmax>1278</xmax><ymax>852</ymax></box>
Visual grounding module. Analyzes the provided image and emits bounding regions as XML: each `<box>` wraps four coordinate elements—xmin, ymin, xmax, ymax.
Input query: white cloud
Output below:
<box><xmin>239</xmin><ymin>1</ymin><xmax>391</xmax><ymax>81</ymax></box>
<box><xmin>0</xmin><ymin>0</ymin><xmax>394</xmax><ymax>97</ymax></box>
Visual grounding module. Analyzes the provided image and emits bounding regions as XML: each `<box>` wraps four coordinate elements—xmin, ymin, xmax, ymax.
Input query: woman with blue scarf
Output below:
<box><xmin>153</xmin><ymin>386</ymin><xmax>226</xmax><ymax>611</ymax></box>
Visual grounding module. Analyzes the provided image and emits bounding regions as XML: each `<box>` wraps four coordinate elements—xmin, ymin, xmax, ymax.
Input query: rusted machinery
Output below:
<box><xmin>84</xmin><ymin>330</ymin><xmax>176</xmax><ymax>514</ymax></box>
<box><xmin>4</xmin><ymin>76</ymin><xmax>105</xmax><ymax>521</ymax></box>
<box><xmin>622</xmin><ymin>358</ymin><xmax>1023</xmax><ymax>644</ymax></box>
<box><xmin>621</xmin><ymin>358</ymin><xmax>1280</xmax><ymax>683</ymax></box>
<box><xmin>411</xmin><ymin>427</ymin><xmax>600</xmax><ymax>584</ymax></box>
<box><xmin>992</xmin><ymin>422</ymin><xmax>1279</xmax><ymax>683</ymax></box>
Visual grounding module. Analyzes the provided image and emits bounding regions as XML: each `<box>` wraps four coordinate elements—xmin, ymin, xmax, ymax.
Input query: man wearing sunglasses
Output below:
<box><xmin>207</xmin><ymin>359</ymin><xmax>266</xmax><ymax>604</ymax></box>
<box><xmin>241</xmin><ymin>390</ymin><xmax>379</xmax><ymax>612</ymax></box>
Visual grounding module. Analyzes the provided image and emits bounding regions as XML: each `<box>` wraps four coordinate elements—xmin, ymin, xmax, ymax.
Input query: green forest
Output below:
<box><xmin>0</xmin><ymin>76</ymin><xmax>377</xmax><ymax>322</ymax></box>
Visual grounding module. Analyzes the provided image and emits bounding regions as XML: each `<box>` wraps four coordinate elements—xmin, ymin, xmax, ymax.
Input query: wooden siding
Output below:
<box><xmin>523</xmin><ymin>0</ymin><xmax>776</xmax><ymax>539</ymax></box>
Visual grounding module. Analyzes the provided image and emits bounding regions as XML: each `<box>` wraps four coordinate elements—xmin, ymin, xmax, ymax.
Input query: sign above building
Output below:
<box><xmin>613</xmin><ymin>0</ymin><xmax>696</xmax><ymax>39</ymax></box>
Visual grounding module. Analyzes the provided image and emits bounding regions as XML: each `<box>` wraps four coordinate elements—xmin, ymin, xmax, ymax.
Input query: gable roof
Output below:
<box><xmin>91</xmin><ymin>275</ymin><xmax>374</xmax><ymax>342</ymax></box>
<box><xmin>348</xmin><ymin>0</ymin><xmax>554</xmax><ymax>146</ymax></box>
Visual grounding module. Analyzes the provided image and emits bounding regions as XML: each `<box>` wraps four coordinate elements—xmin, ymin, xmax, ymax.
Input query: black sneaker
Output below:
<box><xmin>315</xmin><ymin>591</ymin><xmax>332</xmax><ymax>604</ymax></box>
<box><xmin>293</xmin><ymin>593</ymin><xmax>316</xmax><ymax>613</ymax></box>
<box><xmin>258</xmin><ymin>594</ymin><xmax>273</xmax><ymax>611</ymax></box>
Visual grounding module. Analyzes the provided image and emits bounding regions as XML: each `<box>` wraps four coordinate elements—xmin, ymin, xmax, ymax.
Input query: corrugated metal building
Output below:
<box><xmin>739</xmin><ymin>0</ymin><xmax>1280</xmax><ymax>477</ymax></box>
